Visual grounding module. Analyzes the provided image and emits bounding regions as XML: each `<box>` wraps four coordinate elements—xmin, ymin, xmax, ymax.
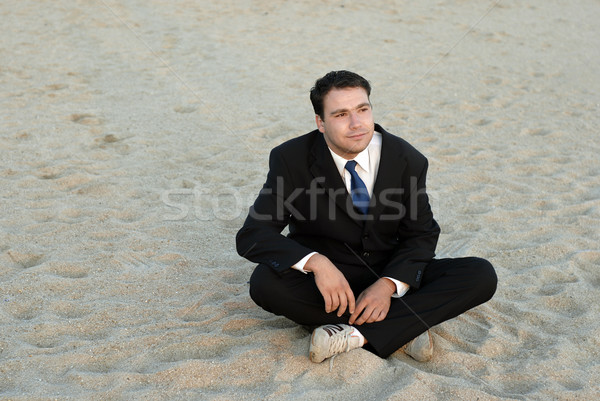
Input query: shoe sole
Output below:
<box><xmin>309</xmin><ymin>330</ymin><xmax>319</xmax><ymax>362</ymax></box>
<box><xmin>405</xmin><ymin>331</ymin><xmax>433</xmax><ymax>362</ymax></box>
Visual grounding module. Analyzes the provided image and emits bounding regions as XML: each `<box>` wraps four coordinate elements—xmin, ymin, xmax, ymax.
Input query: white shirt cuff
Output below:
<box><xmin>384</xmin><ymin>277</ymin><xmax>410</xmax><ymax>298</ymax></box>
<box><xmin>291</xmin><ymin>252</ymin><xmax>318</xmax><ymax>274</ymax></box>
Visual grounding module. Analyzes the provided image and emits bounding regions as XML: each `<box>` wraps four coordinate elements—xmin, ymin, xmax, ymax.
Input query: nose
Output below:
<box><xmin>349</xmin><ymin>112</ymin><xmax>361</xmax><ymax>129</ymax></box>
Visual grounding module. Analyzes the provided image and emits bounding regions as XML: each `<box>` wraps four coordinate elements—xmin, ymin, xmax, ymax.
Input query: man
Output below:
<box><xmin>236</xmin><ymin>70</ymin><xmax>497</xmax><ymax>363</ymax></box>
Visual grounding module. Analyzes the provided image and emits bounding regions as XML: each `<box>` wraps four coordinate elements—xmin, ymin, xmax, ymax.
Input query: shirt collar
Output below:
<box><xmin>353</xmin><ymin>145</ymin><xmax>371</xmax><ymax>173</ymax></box>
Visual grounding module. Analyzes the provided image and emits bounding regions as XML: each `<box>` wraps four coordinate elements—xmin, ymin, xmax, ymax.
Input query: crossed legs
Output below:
<box><xmin>249</xmin><ymin>257</ymin><xmax>497</xmax><ymax>358</ymax></box>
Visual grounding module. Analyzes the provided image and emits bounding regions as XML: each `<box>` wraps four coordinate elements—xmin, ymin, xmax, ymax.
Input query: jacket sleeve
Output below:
<box><xmin>381</xmin><ymin>158</ymin><xmax>440</xmax><ymax>288</ymax></box>
<box><xmin>236</xmin><ymin>147</ymin><xmax>314</xmax><ymax>272</ymax></box>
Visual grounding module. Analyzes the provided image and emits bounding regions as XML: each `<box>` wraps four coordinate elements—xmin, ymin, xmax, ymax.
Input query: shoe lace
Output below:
<box><xmin>327</xmin><ymin>329</ymin><xmax>354</xmax><ymax>356</ymax></box>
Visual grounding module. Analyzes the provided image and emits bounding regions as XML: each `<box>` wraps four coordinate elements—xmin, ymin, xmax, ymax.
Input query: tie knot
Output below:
<box><xmin>345</xmin><ymin>160</ymin><xmax>358</xmax><ymax>172</ymax></box>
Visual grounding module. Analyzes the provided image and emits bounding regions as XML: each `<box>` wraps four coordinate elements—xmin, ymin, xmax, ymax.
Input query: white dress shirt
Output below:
<box><xmin>292</xmin><ymin>131</ymin><xmax>410</xmax><ymax>298</ymax></box>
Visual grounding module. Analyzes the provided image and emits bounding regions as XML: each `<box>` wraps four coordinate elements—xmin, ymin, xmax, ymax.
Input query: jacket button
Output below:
<box><xmin>362</xmin><ymin>234</ymin><xmax>369</xmax><ymax>240</ymax></box>
<box><xmin>362</xmin><ymin>252</ymin><xmax>370</xmax><ymax>258</ymax></box>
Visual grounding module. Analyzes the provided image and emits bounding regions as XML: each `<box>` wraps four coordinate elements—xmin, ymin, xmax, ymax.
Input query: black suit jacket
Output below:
<box><xmin>236</xmin><ymin>124</ymin><xmax>440</xmax><ymax>288</ymax></box>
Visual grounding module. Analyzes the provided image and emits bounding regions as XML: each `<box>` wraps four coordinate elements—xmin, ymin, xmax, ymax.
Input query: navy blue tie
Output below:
<box><xmin>345</xmin><ymin>160</ymin><xmax>370</xmax><ymax>214</ymax></box>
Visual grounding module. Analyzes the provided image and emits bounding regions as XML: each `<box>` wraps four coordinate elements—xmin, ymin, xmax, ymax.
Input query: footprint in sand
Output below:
<box><xmin>174</xmin><ymin>106</ymin><xmax>197</xmax><ymax>114</ymax></box>
<box><xmin>23</xmin><ymin>327</ymin><xmax>64</xmax><ymax>349</ymax></box>
<box><xmin>4</xmin><ymin>302</ymin><xmax>41</xmax><ymax>321</ymax></box>
<box><xmin>70</xmin><ymin>113</ymin><xmax>102</xmax><ymax>125</ymax></box>
<box><xmin>41</xmin><ymin>262</ymin><xmax>89</xmax><ymax>279</ymax></box>
<box><xmin>570</xmin><ymin>250</ymin><xmax>600</xmax><ymax>287</ymax></box>
<box><xmin>482</xmin><ymin>76</ymin><xmax>502</xmax><ymax>85</ymax></box>
<box><xmin>35</xmin><ymin>166</ymin><xmax>64</xmax><ymax>180</ymax></box>
<box><xmin>520</xmin><ymin>128</ymin><xmax>551</xmax><ymax>136</ymax></box>
<box><xmin>7</xmin><ymin>250</ymin><xmax>44</xmax><ymax>269</ymax></box>
<box><xmin>50</xmin><ymin>300</ymin><xmax>91</xmax><ymax>319</ymax></box>
<box><xmin>45</xmin><ymin>83</ymin><xmax>68</xmax><ymax>91</ymax></box>
<box><xmin>469</xmin><ymin>118</ymin><xmax>492</xmax><ymax>126</ymax></box>
<box><xmin>155</xmin><ymin>336</ymin><xmax>234</xmax><ymax>363</ymax></box>
<box><xmin>222</xmin><ymin>318</ymin><xmax>263</xmax><ymax>336</ymax></box>
<box><xmin>102</xmin><ymin>134</ymin><xmax>119</xmax><ymax>143</ymax></box>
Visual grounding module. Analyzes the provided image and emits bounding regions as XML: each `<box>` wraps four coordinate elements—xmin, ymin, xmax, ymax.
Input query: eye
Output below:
<box><xmin>336</xmin><ymin>112</ymin><xmax>347</xmax><ymax>118</ymax></box>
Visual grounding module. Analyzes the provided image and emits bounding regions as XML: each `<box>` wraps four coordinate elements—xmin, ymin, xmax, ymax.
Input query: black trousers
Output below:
<box><xmin>249</xmin><ymin>257</ymin><xmax>497</xmax><ymax>358</ymax></box>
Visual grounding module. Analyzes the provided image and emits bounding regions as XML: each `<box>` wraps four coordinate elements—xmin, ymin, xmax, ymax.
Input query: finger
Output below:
<box><xmin>324</xmin><ymin>294</ymin><xmax>332</xmax><ymax>313</ymax></box>
<box><xmin>336</xmin><ymin>292</ymin><xmax>348</xmax><ymax>317</ymax></box>
<box><xmin>330</xmin><ymin>292</ymin><xmax>340</xmax><ymax>314</ymax></box>
<box><xmin>356</xmin><ymin>306</ymin><xmax>375</xmax><ymax>325</ymax></box>
<box><xmin>348</xmin><ymin>311</ymin><xmax>356</xmax><ymax>325</ymax></box>
<box><xmin>348</xmin><ymin>302</ymin><xmax>365</xmax><ymax>325</ymax></box>
<box><xmin>368</xmin><ymin>309</ymin><xmax>383</xmax><ymax>324</ymax></box>
<box><xmin>346</xmin><ymin>288</ymin><xmax>356</xmax><ymax>315</ymax></box>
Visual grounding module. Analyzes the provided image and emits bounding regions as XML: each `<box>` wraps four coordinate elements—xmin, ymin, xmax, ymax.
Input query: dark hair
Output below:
<box><xmin>310</xmin><ymin>70</ymin><xmax>371</xmax><ymax>120</ymax></box>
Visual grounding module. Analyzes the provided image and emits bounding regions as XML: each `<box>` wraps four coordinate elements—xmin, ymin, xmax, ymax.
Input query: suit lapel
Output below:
<box><xmin>369</xmin><ymin>126</ymin><xmax>407</xmax><ymax>220</ymax></box>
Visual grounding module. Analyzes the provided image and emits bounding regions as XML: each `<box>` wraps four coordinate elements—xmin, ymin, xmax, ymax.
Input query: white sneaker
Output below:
<box><xmin>309</xmin><ymin>324</ymin><xmax>363</xmax><ymax>363</ymax></box>
<box><xmin>403</xmin><ymin>330</ymin><xmax>433</xmax><ymax>362</ymax></box>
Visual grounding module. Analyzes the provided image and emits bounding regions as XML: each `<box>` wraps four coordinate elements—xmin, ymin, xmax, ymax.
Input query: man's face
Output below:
<box><xmin>316</xmin><ymin>87</ymin><xmax>374</xmax><ymax>160</ymax></box>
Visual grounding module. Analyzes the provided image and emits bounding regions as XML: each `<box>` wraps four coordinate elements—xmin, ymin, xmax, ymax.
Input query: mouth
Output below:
<box><xmin>347</xmin><ymin>132</ymin><xmax>368</xmax><ymax>140</ymax></box>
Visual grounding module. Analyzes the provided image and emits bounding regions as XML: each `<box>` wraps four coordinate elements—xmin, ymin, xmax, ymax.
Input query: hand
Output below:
<box><xmin>304</xmin><ymin>254</ymin><xmax>355</xmax><ymax>317</ymax></box>
<box><xmin>349</xmin><ymin>278</ymin><xmax>396</xmax><ymax>325</ymax></box>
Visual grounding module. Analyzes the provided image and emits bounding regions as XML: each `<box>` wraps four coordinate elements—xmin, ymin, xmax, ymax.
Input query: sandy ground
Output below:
<box><xmin>1</xmin><ymin>0</ymin><xmax>599</xmax><ymax>399</ymax></box>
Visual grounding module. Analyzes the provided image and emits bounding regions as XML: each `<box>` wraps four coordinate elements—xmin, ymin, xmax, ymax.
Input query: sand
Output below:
<box><xmin>1</xmin><ymin>0</ymin><xmax>598</xmax><ymax>399</ymax></box>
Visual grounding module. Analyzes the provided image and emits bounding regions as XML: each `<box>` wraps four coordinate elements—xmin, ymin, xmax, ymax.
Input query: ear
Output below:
<box><xmin>315</xmin><ymin>115</ymin><xmax>325</xmax><ymax>133</ymax></box>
